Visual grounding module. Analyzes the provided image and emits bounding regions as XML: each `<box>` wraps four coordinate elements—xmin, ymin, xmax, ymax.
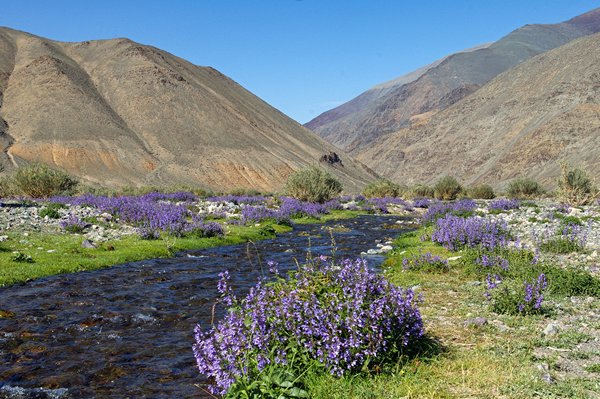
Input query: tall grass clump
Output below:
<box><xmin>194</xmin><ymin>257</ymin><xmax>424</xmax><ymax>397</ymax></box>
<box><xmin>557</xmin><ymin>162</ymin><xmax>598</xmax><ymax>206</ymax></box>
<box><xmin>362</xmin><ymin>179</ymin><xmax>401</xmax><ymax>198</ymax></box>
<box><xmin>467</xmin><ymin>184</ymin><xmax>495</xmax><ymax>199</ymax></box>
<box><xmin>12</xmin><ymin>163</ymin><xmax>78</xmax><ymax>198</ymax></box>
<box><xmin>410</xmin><ymin>184</ymin><xmax>434</xmax><ymax>199</ymax></box>
<box><xmin>506</xmin><ymin>177</ymin><xmax>544</xmax><ymax>199</ymax></box>
<box><xmin>283</xmin><ymin>166</ymin><xmax>342</xmax><ymax>203</ymax></box>
<box><xmin>433</xmin><ymin>176</ymin><xmax>463</xmax><ymax>200</ymax></box>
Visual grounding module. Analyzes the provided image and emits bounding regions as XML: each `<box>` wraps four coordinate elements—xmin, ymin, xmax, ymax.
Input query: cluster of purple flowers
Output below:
<box><xmin>431</xmin><ymin>215</ymin><xmax>509</xmax><ymax>251</ymax></box>
<box><xmin>365</xmin><ymin>197</ymin><xmax>413</xmax><ymax>214</ymax></box>
<box><xmin>59</xmin><ymin>214</ymin><xmax>87</xmax><ymax>233</ymax></box>
<box><xmin>520</xmin><ymin>273</ymin><xmax>548</xmax><ymax>313</ymax></box>
<box><xmin>476</xmin><ymin>254</ymin><xmax>509</xmax><ymax>271</ymax></box>
<box><xmin>240</xmin><ymin>197</ymin><xmax>341</xmax><ymax>224</ymax></box>
<box><xmin>412</xmin><ymin>198</ymin><xmax>431</xmax><ymax>208</ymax></box>
<box><xmin>489</xmin><ymin>199</ymin><xmax>520</xmax><ymax>211</ymax></box>
<box><xmin>206</xmin><ymin>195</ymin><xmax>267</xmax><ymax>205</ymax></box>
<box><xmin>51</xmin><ymin>193</ymin><xmax>223</xmax><ymax>238</ymax></box>
<box><xmin>193</xmin><ymin>257</ymin><xmax>424</xmax><ymax>395</ymax></box>
<box><xmin>401</xmin><ymin>252</ymin><xmax>449</xmax><ymax>273</ymax></box>
<box><xmin>422</xmin><ymin>199</ymin><xmax>477</xmax><ymax>224</ymax></box>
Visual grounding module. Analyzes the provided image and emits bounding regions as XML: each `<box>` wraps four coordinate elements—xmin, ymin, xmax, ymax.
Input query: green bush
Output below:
<box><xmin>558</xmin><ymin>162</ymin><xmax>597</xmax><ymax>206</ymax></box>
<box><xmin>13</xmin><ymin>163</ymin><xmax>78</xmax><ymax>198</ymax></box>
<box><xmin>39</xmin><ymin>202</ymin><xmax>66</xmax><ymax>219</ymax></box>
<box><xmin>410</xmin><ymin>184</ymin><xmax>434</xmax><ymax>199</ymax></box>
<box><xmin>362</xmin><ymin>179</ymin><xmax>401</xmax><ymax>198</ymax></box>
<box><xmin>506</xmin><ymin>178</ymin><xmax>544</xmax><ymax>199</ymax></box>
<box><xmin>433</xmin><ymin>176</ymin><xmax>463</xmax><ymax>200</ymax></box>
<box><xmin>0</xmin><ymin>176</ymin><xmax>16</xmax><ymax>198</ymax></box>
<box><xmin>467</xmin><ymin>184</ymin><xmax>495</xmax><ymax>199</ymax></box>
<box><xmin>283</xmin><ymin>166</ymin><xmax>342</xmax><ymax>203</ymax></box>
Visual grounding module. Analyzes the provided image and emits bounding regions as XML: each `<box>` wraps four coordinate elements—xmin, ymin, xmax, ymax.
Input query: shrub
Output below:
<box><xmin>557</xmin><ymin>162</ymin><xmax>597</xmax><ymax>206</ymax></box>
<box><xmin>0</xmin><ymin>176</ymin><xmax>16</xmax><ymax>198</ymax></box>
<box><xmin>468</xmin><ymin>184</ymin><xmax>496</xmax><ymax>199</ymax></box>
<box><xmin>283</xmin><ymin>166</ymin><xmax>342</xmax><ymax>203</ymax></box>
<box><xmin>410</xmin><ymin>184</ymin><xmax>434</xmax><ymax>199</ymax></box>
<box><xmin>11</xmin><ymin>251</ymin><xmax>34</xmax><ymax>263</ymax></box>
<box><xmin>193</xmin><ymin>257</ymin><xmax>424</xmax><ymax>396</ymax></box>
<box><xmin>433</xmin><ymin>176</ymin><xmax>463</xmax><ymax>200</ymax></box>
<box><xmin>362</xmin><ymin>179</ymin><xmax>401</xmax><ymax>198</ymax></box>
<box><xmin>13</xmin><ymin>163</ymin><xmax>78</xmax><ymax>198</ymax></box>
<box><xmin>506</xmin><ymin>178</ymin><xmax>544</xmax><ymax>199</ymax></box>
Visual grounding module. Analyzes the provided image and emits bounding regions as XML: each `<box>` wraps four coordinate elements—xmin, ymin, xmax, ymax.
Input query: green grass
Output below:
<box><xmin>0</xmin><ymin>223</ymin><xmax>292</xmax><ymax>287</ymax></box>
<box><xmin>306</xmin><ymin>225</ymin><xmax>600</xmax><ymax>398</ymax></box>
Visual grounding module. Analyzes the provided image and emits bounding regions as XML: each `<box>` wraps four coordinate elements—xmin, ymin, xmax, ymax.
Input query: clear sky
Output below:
<box><xmin>1</xmin><ymin>1</ymin><xmax>598</xmax><ymax>123</ymax></box>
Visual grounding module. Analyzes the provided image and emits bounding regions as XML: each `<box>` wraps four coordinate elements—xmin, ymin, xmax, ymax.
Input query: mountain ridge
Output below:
<box><xmin>306</xmin><ymin>7</ymin><xmax>600</xmax><ymax>154</ymax></box>
<box><xmin>0</xmin><ymin>27</ymin><xmax>376</xmax><ymax>192</ymax></box>
<box><xmin>357</xmin><ymin>31</ymin><xmax>600</xmax><ymax>189</ymax></box>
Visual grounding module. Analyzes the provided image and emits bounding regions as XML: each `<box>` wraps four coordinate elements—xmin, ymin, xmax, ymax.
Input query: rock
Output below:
<box><xmin>367</xmin><ymin>248</ymin><xmax>380</xmax><ymax>255</ymax></box>
<box><xmin>47</xmin><ymin>249</ymin><xmax>56</xmax><ymax>253</ymax></box>
<box><xmin>543</xmin><ymin>322</ymin><xmax>560</xmax><ymax>336</ymax></box>
<box><xmin>447</xmin><ymin>256</ymin><xmax>462</xmax><ymax>261</ymax></box>
<box><xmin>379</xmin><ymin>245</ymin><xmax>393</xmax><ymax>252</ymax></box>
<box><xmin>464</xmin><ymin>317</ymin><xmax>488</xmax><ymax>327</ymax></box>
<box><xmin>536</xmin><ymin>363</ymin><xmax>554</xmax><ymax>384</ymax></box>
<box><xmin>81</xmin><ymin>239</ymin><xmax>97</xmax><ymax>249</ymax></box>
<box><xmin>0</xmin><ymin>235</ymin><xmax>8</xmax><ymax>242</ymax></box>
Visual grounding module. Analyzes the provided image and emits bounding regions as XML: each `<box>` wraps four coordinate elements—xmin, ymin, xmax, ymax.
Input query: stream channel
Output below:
<box><xmin>0</xmin><ymin>214</ymin><xmax>411</xmax><ymax>398</ymax></box>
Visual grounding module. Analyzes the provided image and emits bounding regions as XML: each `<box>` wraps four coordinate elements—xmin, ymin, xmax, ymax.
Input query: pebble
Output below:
<box><xmin>81</xmin><ymin>239</ymin><xmax>97</xmax><ymax>249</ymax></box>
<box><xmin>464</xmin><ymin>317</ymin><xmax>488</xmax><ymax>327</ymax></box>
<box><xmin>543</xmin><ymin>322</ymin><xmax>560</xmax><ymax>336</ymax></box>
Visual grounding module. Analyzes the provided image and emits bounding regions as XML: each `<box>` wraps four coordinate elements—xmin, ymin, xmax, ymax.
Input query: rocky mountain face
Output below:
<box><xmin>306</xmin><ymin>8</ymin><xmax>600</xmax><ymax>155</ymax></box>
<box><xmin>0</xmin><ymin>28</ymin><xmax>375</xmax><ymax>192</ymax></box>
<box><xmin>358</xmin><ymin>32</ymin><xmax>600</xmax><ymax>189</ymax></box>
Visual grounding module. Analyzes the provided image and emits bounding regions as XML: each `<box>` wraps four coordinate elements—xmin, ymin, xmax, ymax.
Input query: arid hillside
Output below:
<box><xmin>358</xmin><ymin>32</ymin><xmax>600</xmax><ymax>189</ymax></box>
<box><xmin>306</xmin><ymin>8</ymin><xmax>600</xmax><ymax>155</ymax></box>
<box><xmin>0</xmin><ymin>28</ymin><xmax>375</xmax><ymax>192</ymax></box>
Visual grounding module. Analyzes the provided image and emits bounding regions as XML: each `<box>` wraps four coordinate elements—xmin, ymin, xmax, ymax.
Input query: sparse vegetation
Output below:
<box><xmin>433</xmin><ymin>175</ymin><xmax>463</xmax><ymax>200</ymax></box>
<box><xmin>283</xmin><ymin>166</ymin><xmax>342</xmax><ymax>203</ymax></box>
<box><xmin>362</xmin><ymin>178</ymin><xmax>402</xmax><ymax>198</ymax></box>
<box><xmin>410</xmin><ymin>184</ymin><xmax>435</xmax><ymax>199</ymax></box>
<box><xmin>468</xmin><ymin>184</ymin><xmax>496</xmax><ymax>199</ymax></box>
<box><xmin>12</xmin><ymin>163</ymin><xmax>78</xmax><ymax>198</ymax></box>
<box><xmin>506</xmin><ymin>177</ymin><xmax>544</xmax><ymax>199</ymax></box>
<box><xmin>558</xmin><ymin>162</ymin><xmax>598</xmax><ymax>206</ymax></box>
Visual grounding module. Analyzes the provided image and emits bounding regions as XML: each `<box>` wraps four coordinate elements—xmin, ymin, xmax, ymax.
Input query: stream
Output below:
<box><xmin>0</xmin><ymin>215</ymin><xmax>411</xmax><ymax>398</ymax></box>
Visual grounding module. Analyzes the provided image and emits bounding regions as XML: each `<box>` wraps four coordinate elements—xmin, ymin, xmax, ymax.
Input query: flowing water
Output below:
<box><xmin>0</xmin><ymin>215</ymin><xmax>411</xmax><ymax>398</ymax></box>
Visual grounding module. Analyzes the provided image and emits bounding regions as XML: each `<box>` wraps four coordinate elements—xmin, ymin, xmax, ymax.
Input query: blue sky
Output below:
<box><xmin>1</xmin><ymin>1</ymin><xmax>598</xmax><ymax>123</ymax></box>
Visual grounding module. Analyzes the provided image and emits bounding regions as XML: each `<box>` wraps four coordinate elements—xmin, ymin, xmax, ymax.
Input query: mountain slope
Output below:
<box><xmin>358</xmin><ymin>32</ymin><xmax>600</xmax><ymax>189</ymax></box>
<box><xmin>0</xmin><ymin>28</ymin><xmax>375</xmax><ymax>192</ymax></box>
<box><xmin>306</xmin><ymin>8</ymin><xmax>600</xmax><ymax>154</ymax></box>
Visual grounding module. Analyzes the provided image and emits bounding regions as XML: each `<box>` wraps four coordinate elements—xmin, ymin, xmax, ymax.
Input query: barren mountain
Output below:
<box><xmin>306</xmin><ymin>8</ymin><xmax>600</xmax><ymax>154</ymax></box>
<box><xmin>0</xmin><ymin>28</ymin><xmax>375</xmax><ymax>192</ymax></box>
<box><xmin>358</xmin><ymin>32</ymin><xmax>600</xmax><ymax>189</ymax></box>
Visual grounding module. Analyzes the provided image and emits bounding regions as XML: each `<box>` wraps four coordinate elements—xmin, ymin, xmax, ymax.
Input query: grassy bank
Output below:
<box><xmin>306</xmin><ymin>226</ymin><xmax>600</xmax><ymax>398</ymax></box>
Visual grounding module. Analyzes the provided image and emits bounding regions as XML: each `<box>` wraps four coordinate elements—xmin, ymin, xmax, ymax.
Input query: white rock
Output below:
<box><xmin>542</xmin><ymin>323</ymin><xmax>560</xmax><ymax>336</ymax></box>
